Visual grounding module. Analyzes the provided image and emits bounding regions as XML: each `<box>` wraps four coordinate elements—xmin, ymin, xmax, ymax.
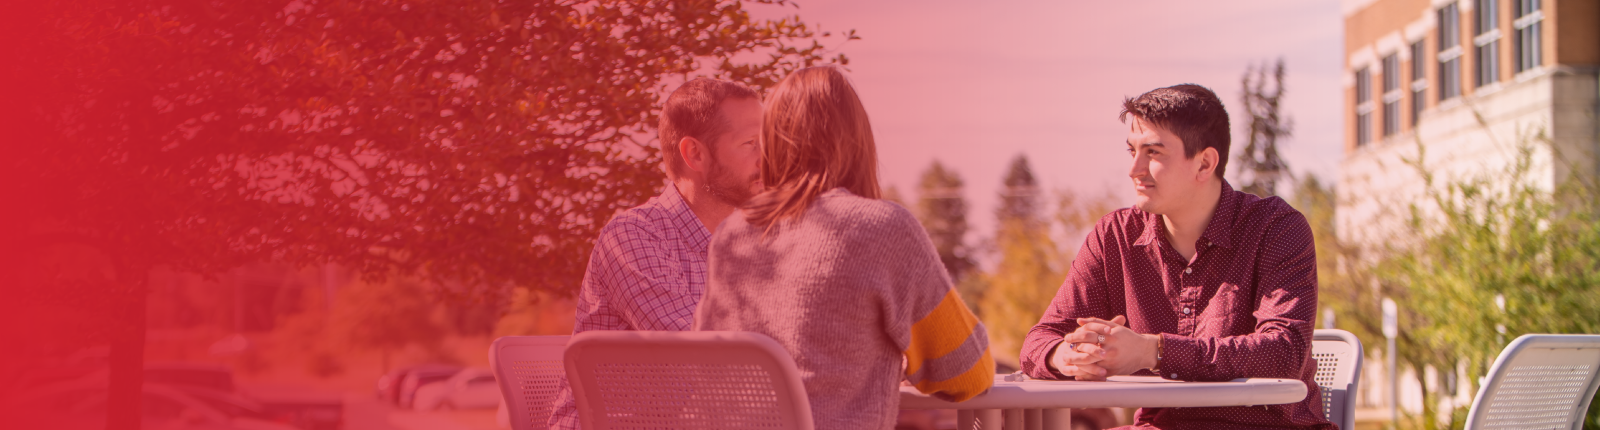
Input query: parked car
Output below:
<box><xmin>375</xmin><ymin>367</ymin><xmax>410</xmax><ymax>404</ymax></box>
<box><xmin>412</xmin><ymin>368</ymin><xmax>501</xmax><ymax>411</ymax></box>
<box><xmin>376</xmin><ymin>365</ymin><xmax>437</xmax><ymax>404</ymax></box>
<box><xmin>394</xmin><ymin>364</ymin><xmax>463</xmax><ymax>409</ymax></box>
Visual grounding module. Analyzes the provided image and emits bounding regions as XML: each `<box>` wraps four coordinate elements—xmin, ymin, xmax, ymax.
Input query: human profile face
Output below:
<box><xmin>1126</xmin><ymin>116</ymin><xmax>1211</xmax><ymax>215</ymax></box>
<box><xmin>703</xmin><ymin>97</ymin><xmax>763</xmax><ymax>205</ymax></box>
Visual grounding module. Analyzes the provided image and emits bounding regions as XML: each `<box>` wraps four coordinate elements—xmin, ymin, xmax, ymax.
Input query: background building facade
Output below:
<box><xmin>1339</xmin><ymin>0</ymin><xmax>1599</xmax><ymax>249</ymax></box>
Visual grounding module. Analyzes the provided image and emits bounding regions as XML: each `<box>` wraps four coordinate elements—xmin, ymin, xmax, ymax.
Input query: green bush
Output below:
<box><xmin>1307</xmin><ymin>137</ymin><xmax>1600</xmax><ymax>429</ymax></box>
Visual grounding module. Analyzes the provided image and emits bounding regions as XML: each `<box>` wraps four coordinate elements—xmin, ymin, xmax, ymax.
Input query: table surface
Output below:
<box><xmin>900</xmin><ymin>375</ymin><xmax>1308</xmax><ymax>410</ymax></box>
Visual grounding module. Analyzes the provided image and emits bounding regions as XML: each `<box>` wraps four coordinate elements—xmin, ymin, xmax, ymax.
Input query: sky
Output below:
<box><xmin>748</xmin><ymin>0</ymin><xmax>1346</xmax><ymax>255</ymax></box>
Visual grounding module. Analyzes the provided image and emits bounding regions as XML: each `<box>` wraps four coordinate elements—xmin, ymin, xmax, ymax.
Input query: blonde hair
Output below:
<box><xmin>744</xmin><ymin>66</ymin><xmax>881</xmax><ymax>228</ymax></box>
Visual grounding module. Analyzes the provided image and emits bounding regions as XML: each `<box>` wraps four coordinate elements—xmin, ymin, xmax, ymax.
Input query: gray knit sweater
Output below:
<box><xmin>694</xmin><ymin>188</ymin><xmax>993</xmax><ymax>429</ymax></box>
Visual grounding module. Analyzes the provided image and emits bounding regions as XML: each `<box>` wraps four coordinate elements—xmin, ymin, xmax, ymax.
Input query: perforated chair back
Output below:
<box><xmin>1464</xmin><ymin>334</ymin><xmax>1600</xmax><ymax>430</ymax></box>
<box><xmin>490</xmin><ymin>335</ymin><xmax>571</xmax><ymax>430</ymax></box>
<box><xmin>563</xmin><ymin>330</ymin><xmax>814</xmax><ymax>430</ymax></box>
<box><xmin>1312</xmin><ymin>329</ymin><xmax>1363</xmax><ymax>430</ymax></box>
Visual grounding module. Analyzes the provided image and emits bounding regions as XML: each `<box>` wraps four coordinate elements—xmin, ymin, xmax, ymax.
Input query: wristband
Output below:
<box><xmin>1151</xmin><ymin>334</ymin><xmax>1165</xmax><ymax>374</ymax></box>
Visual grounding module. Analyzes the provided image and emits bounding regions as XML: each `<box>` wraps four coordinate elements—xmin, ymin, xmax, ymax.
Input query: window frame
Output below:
<box><xmin>1381</xmin><ymin>54</ymin><xmax>1402</xmax><ymax>137</ymax></box>
<box><xmin>1410</xmin><ymin>40</ymin><xmax>1428</xmax><ymax>126</ymax></box>
<box><xmin>1473</xmin><ymin>0</ymin><xmax>1501</xmax><ymax>87</ymax></box>
<box><xmin>1355</xmin><ymin>66</ymin><xmax>1374</xmax><ymax>146</ymax></box>
<box><xmin>1513</xmin><ymin>0</ymin><xmax>1543</xmax><ymax>74</ymax></box>
<box><xmin>1437</xmin><ymin>3</ymin><xmax>1463</xmax><ymax>101</ymax></box>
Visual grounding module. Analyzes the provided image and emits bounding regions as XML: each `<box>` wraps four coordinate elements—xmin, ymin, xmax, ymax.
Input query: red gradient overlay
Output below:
<box><xmin>1</xmin><ymin>1</ymin><xmax>1341</xmax><ymax>429</ymax></box>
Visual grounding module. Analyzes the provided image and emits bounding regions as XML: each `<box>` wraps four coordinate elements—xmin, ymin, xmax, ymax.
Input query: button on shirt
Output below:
<box><xmin>1020</xmin><ymin>181</ymin><xmax>1333</xmax><ymax>430</ymax></box>
<box><xmin>546</xmin><ymin>182</ymin><xmax>710</xmax><ymax>430</ymax></box>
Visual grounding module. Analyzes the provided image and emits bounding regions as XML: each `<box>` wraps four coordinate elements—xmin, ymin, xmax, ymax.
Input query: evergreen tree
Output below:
<box><xmin>998</xmin><ymin>156</ymin><xmax>1043</xmax><ymax>224</ymax></box>
<box><xmin>1237</xmin><ymin>58</ymin><xmax>1293</xmax><ymax>196</ymax></box>
<box><xmin>979</xmin><ymin>155</ymin><xmax>1062</xmax><ymax>366</ymax></box>
<box><xmin>914</xmin><ymin>161</ymin><xmax>976</xmax><ymax>286</ymax></box>
<box><xmin>882</xmin><ymin>184</ymin><xmax>908</xmax><ymax>208</ymax></box>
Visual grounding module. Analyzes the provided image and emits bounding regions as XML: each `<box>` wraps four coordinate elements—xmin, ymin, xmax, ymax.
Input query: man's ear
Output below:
<box><xmin>679</xmin><ymin>136</ymin><xmax>708</xmax><ymax>174</ymax></box>
<box><xmin>1195</xmin><ymin>147</ymin><xmax>1219</xmax><ymax>180</ymax></box>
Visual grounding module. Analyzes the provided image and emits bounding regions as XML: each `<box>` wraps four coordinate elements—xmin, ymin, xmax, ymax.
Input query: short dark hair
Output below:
<box><xmin>1119</xmin><ymin>84</ymin><xmax>1230</xmax><ymax>178</ymax></box>
<box><xmin>658</xmin><ymin>78</ymin><xmax>759</xmax><ymax>179</ymax></box>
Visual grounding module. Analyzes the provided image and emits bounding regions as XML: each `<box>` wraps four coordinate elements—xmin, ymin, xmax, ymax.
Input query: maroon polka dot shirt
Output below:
<box><xmin>1021</xmin><ymin>181</ymin><xmax>1334</xmax><ymax>430</ymax></box>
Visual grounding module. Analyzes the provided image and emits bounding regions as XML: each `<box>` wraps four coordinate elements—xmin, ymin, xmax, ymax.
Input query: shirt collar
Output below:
<box><xmin>1200</xmin><ymin>180</ymin><xmax>1240</xmax><ymax>249</ymax></box>
<box><xmin>1132</xmin><ymin>180</ymin><xmax>1240</xmax><ymax>249</ymax></box>
<box><xmin>660</xmin><ymin>181</ymin><xmax>711</xmax><ymax>253</ymax></box>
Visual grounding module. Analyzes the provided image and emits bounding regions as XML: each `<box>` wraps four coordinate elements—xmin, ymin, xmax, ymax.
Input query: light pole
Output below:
<box><xmin>1494</xmin><ymin>293</ymin><xmax>1506</xmax><ymax>345</ymax></box>
<box><xmin>1383</xmin><ymin>297</ymin><xmax>1399</xmax><ymax>428</ymax></box>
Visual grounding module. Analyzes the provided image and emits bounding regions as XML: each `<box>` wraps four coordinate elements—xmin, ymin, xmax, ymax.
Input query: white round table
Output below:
<box><xmin>899</xmin><ymin>375</ymin><xmax>1309</xmax><ymax>430</ymax></box>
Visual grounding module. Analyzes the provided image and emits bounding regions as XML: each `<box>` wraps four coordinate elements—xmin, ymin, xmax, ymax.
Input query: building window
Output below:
<box><xmin>1474</xmin><ymin>0</ymin><xmax>1501</xmax><ymax>87</ymax></box>
<box><xmin>1382</xmin><ymin>54</ymin><xmax>1402</xmax><ymax>137</ymax></box>
<box><xmin>1438</xmin><ymin>2</ymin><xmax>1462</xmax><ymax>101</ymax></box>
<box><xmin>1513</xmin><ymin>0</ymin><xmax>1542</xmax><ymax>73</ymax></box>
<box><xmin>1356</xmin><ymin>67</ymin><xmax>1373</xmax><ymax>146</ymax></box>
<box><xmin>1410</xmin><ymin>40</ymin><xmax>1428</xmax><ymax>126</ymax></box>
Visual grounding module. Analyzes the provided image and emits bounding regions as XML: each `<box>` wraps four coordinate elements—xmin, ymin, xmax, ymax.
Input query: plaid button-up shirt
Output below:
<box><xmin>1022</xmin><ymin>181</ymin><xmax>1335</xmax><ymax>430</ymax></box>
<box><xmin>548</xmin><ymin>182</ymin><xmax>710</xmax><ymax>430</ymax></box>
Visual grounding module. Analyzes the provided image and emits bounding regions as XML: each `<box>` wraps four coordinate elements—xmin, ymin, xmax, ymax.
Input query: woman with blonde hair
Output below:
<box><xmin>694</xmin><ymin>66</ymin><xmax>993</xmax><ymax>429</ymax></box>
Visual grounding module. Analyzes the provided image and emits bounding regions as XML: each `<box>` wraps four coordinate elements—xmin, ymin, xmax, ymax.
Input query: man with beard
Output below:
<box><xmin>546</xmin><ymin>78</ymin><xmax>762</xmax><ymax>430</ymax></box>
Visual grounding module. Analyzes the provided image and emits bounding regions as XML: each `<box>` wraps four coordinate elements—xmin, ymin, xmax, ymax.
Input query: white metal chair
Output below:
<box><xmin>490</xmin><ymin>335</ymin><xmax>570</xmax><ymax>430</ymax></box>
<box><xmin>1464</xmin><ymin>334</ymin><xmax>1600</xmax><ymax>430</ymax></box>
<box><xmin>1312</xmin><ymin>329</ymin><xmax>1364</xmax><ymax>430</ymax></box>
<box><xmin>563</xmin><ymin>330</ymin><xmax>815</xmax><ymax>430</ymax></box>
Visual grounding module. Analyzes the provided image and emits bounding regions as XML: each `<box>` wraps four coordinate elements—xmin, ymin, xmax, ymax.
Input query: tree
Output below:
<box><xmin>997</xmin><ymin>155</ymin><xmax>1044</xmax><ymax>224</ymax></box>
<box><xmin>493</xmin><ymin>287</ymin><xmax>574</xmax><ymax>338</ymax></box>
<box><xmin>914</xmin><ymin>160</ymin><xmax>977</xmax><ymax>293</ymax></box>
<box><xmin>1311</xmin><ymin>138</ymin><xmax>1600</xmax><ymax>429</ymax></box>
<box><xmin>979</xmin><ymin>155</ymin><xmax>1063</xmax><ymax>366</ymax></box>
<box><xmin>1054</xmin><ymin>188</ymin><xmax>1121</xmax><ymax>247</ymax></box>
<box><xmin>1236</xmin><ymin>58</ymin><xmax>1293</xmax><ymax>197</ymax></box>
<box><xmin>882</xmin><ymin>184</ymin><xmax>908</xmax><ymax>207</ymax></box>
<box><xmin>1378</xmin><ymin>142</ymin><xmax>1600</xmax><ymax>428</ymax></box>
<box><xmin>329</xmin><ymin>277</ymin><xmax>447</xmax><ymax>373</ymax></box>
<box><xmin>2</xmin><ymin>1</ymin><xmax>851</xmax><ymax>427</ymax></box>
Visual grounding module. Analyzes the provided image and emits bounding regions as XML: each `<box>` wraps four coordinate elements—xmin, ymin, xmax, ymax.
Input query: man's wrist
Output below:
<box><xmin>1047</xmin><ymin>340</ymin><xmax>1074</xmax><ymax>377</ymax></box>
<box><xmin>1145</xmin><ymin>333</ymin><xmax>1163</xmax><ymax>371</ymax></box>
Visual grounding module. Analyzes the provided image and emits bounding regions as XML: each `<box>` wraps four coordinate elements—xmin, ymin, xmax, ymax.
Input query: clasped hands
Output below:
<box><xmin>1047</xmin><ymin>316</ymin><xmax>1160</xmax><ymax>381</ymax></box>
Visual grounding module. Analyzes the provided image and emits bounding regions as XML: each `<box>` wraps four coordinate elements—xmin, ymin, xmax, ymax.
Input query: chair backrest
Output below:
<box><xmin>1312</xmin><ymin>329</ymin><xmax>1364</xmax><ymax>430</ymax></box>
<box><xmin>563</xmin><ymin>330</ymin><xmax>814</xmax><ymax>430</ymax></box>
<box><xmin>1464</xmin><ymin>334</ymin><xmax>1600</xmax><ymax>430</ymax></box>
<box><xmin>490</xmin><ymin>335</ymin><xmax>571</xmax><ymax>430</ymax></box>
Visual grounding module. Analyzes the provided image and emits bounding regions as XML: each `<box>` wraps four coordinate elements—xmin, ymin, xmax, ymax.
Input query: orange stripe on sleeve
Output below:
<box><xmin>904</xmin><ymin>289</ymin><xmax>993</xmax><ymax>402</ymax></box>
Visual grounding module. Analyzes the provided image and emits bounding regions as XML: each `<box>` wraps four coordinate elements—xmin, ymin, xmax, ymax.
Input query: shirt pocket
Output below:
<box><xmin>1194</xmin><ymin>282</ymin><xmax>1250</xmax><ymax>337</ymax></box>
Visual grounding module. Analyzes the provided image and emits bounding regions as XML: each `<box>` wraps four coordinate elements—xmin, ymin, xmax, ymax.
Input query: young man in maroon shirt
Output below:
<box><xmin>1020</xmin><ymin>84</ymin><xmax>1334</xmax><ymax>429</ymax></box>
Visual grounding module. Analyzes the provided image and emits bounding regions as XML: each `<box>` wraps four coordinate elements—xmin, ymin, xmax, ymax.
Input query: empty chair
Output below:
<box><xmin>490</xmin><ymin>335</ymin><xmax>571</xmax><ymax>430</ymax></box>
<box><xmin>1312</xmin><ymin>329</ymin><xmax>1364</xmax><ymax>430</ymax></box>
<box><xmin>1464</xmin><ymin>334</ymin><xmax>1600</xmax><ymax>430</ymax></box>
<box><xmin>562</xmin><ymin>330</ymin><xmax>814</xmax><ymax>430</ymax></box>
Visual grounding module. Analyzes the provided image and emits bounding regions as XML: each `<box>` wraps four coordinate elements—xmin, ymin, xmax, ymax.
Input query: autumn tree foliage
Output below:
<box><xmin>1</xmin><ymin>0</ymin><xmax>850</xmax><ymax>427</ymax></box>
<box><xmin>974</xmin><ymin>155</ymin><xmax>1122</xmax><ymax>367</ymax></box>
<box><xmin>978</xmin><ymin>155</ymin><xmax>1061</xmax><ymax>365</ymax></box>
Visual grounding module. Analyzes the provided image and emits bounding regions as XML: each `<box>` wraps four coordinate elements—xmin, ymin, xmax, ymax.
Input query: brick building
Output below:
<box><xmin>1339</xmin><ymin>0</ymin><xmax>1598</xmax><ymax>248</ymax></box>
